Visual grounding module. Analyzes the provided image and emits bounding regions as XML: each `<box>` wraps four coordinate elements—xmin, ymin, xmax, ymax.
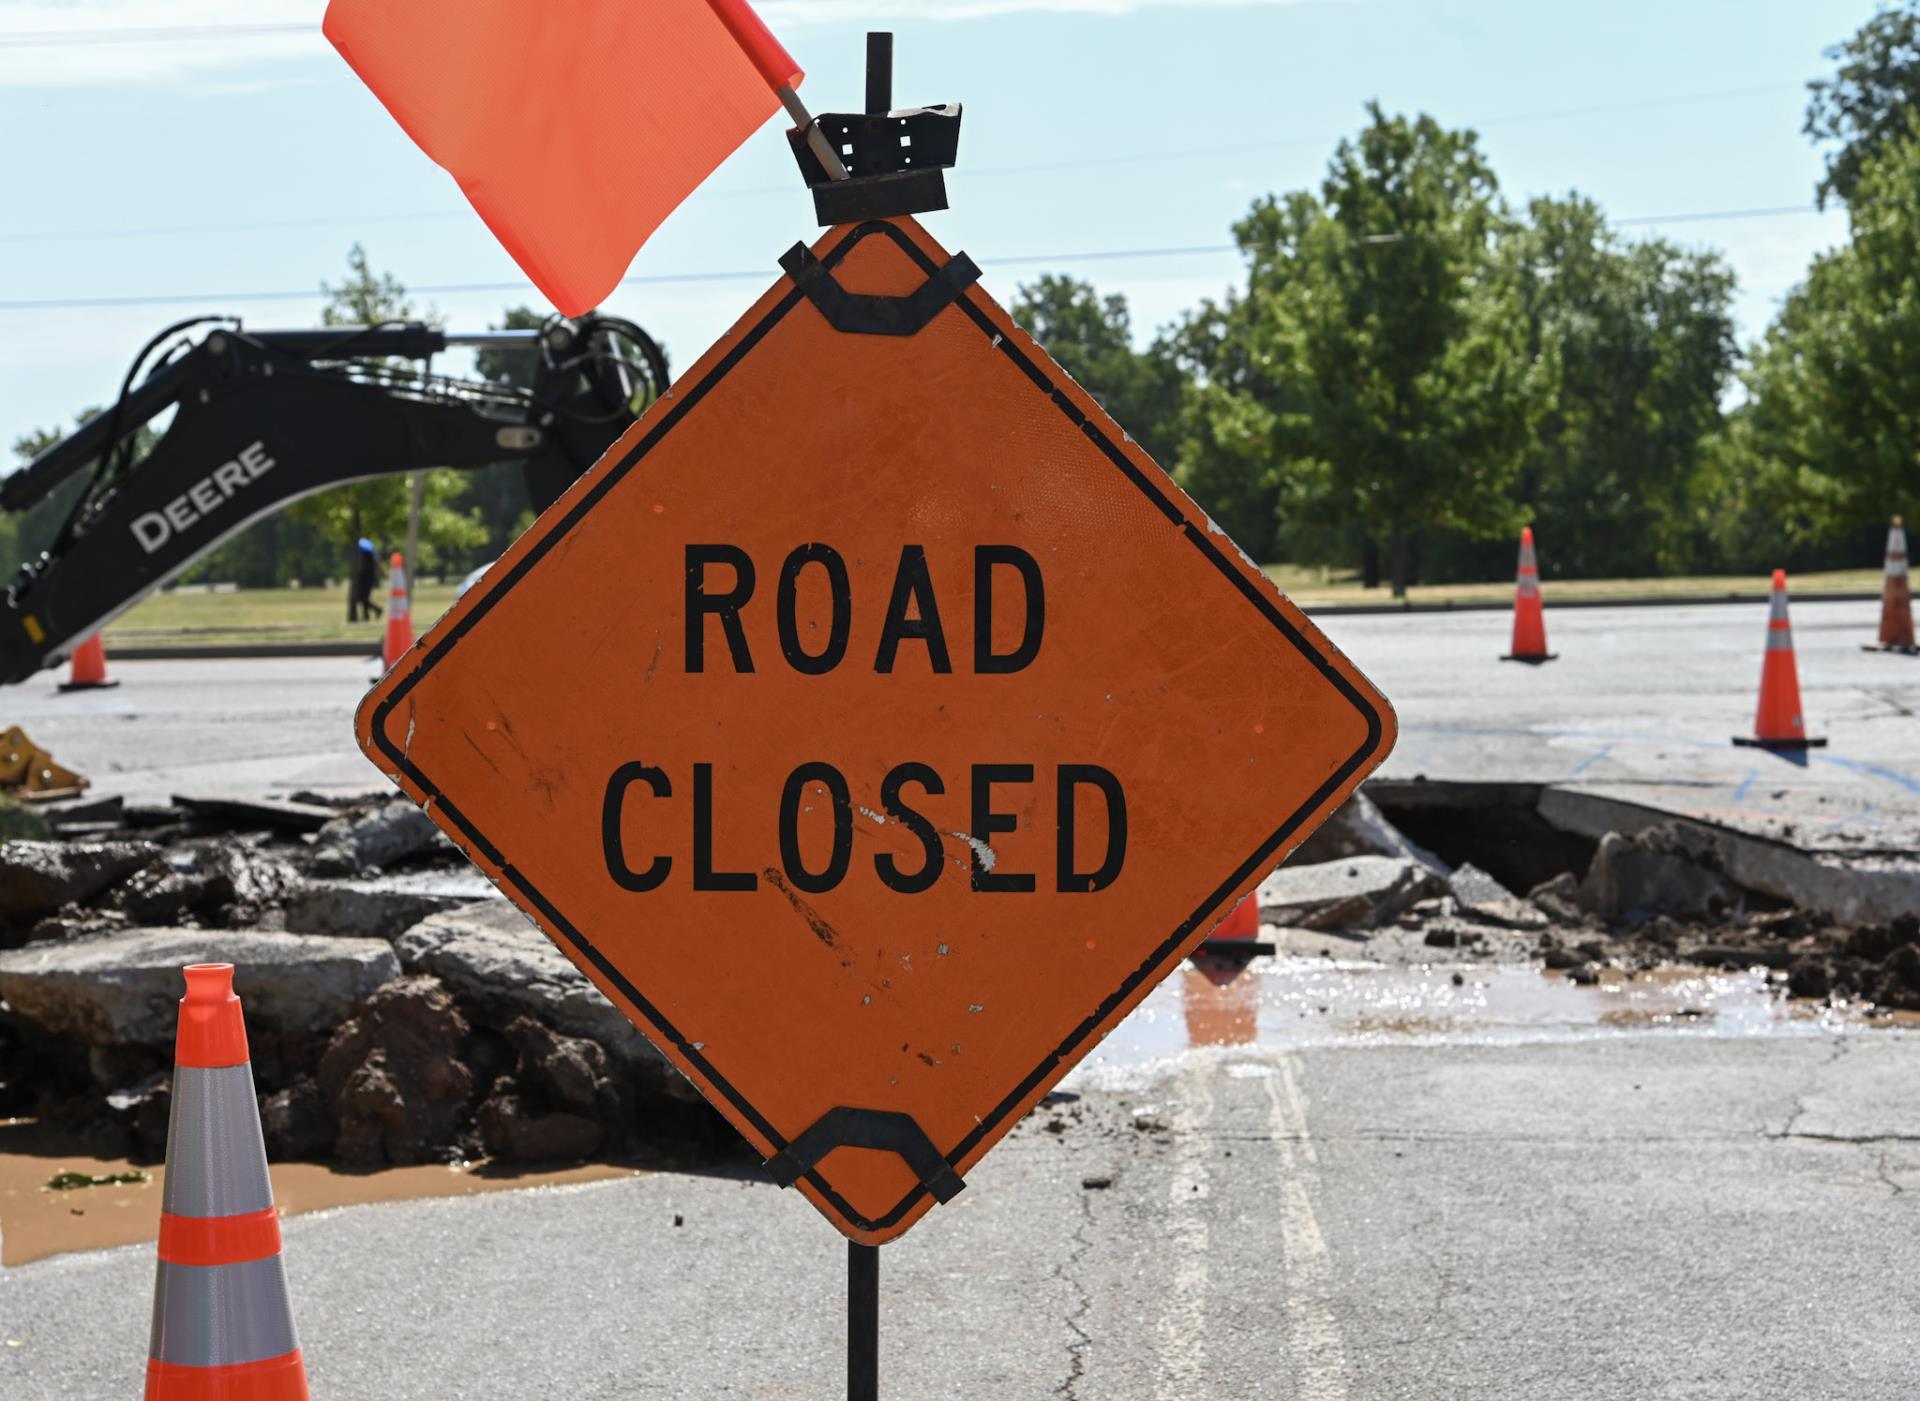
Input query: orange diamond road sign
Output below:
<box><xmin>357</xmin><ymin>216</ymin><xmax>1396</xmax><ymax>1244</ymax></box>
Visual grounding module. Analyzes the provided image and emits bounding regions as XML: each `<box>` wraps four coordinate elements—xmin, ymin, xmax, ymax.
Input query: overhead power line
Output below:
<box><xmin>0</xmin><ymin>245</ymin><xmax>1240</xmax><ymax>313</ymax></box>
<box><xmin>0</xmin><ymin>82</ymin><xmax>1807</xmax><ymax>245</ymax></box>
<box><xmin>0</xmin><ymin>205</ymin><xmax>1835</xmax><ymax>315</ymax></box>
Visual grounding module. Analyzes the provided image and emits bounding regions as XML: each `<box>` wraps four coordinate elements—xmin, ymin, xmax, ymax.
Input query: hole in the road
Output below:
<box><xmin>1366</xmin><ymin>780</ymin><xmax>1596</xmax><ymax>892</ymax></box>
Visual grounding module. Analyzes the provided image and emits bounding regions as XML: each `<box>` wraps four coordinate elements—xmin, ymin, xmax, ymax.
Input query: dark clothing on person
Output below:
<box><xmin>350</xmin><ymin>545</ymin><xmax>384</xmax><ymax>622</ymax></box>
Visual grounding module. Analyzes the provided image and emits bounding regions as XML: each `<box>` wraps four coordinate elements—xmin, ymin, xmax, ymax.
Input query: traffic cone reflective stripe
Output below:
<box><xmin>58</xmin><ymin>633</ymin><xmax>120</xmax><ymax>691</ymax></box>
<box><xmin>147</xmin><ymin>964</ymin><xmax>308</xmax><ymax>1401</ymax></box>
<box><xmin>1735</xmin><ymin>570</ymin><xmax>1826</xmax><ymax>750</ymax></box>
<box><xmin>158</xmin><ymin>1206</ymin><xmax>283</xmax><ymax>1267</ymax></box>
<box><xmin>1871</xmin><ymin>515</ymin><xmax>1915</xmax><ymax>652</ymax></box>
<box><xmin>1502</xmin><ymin>527</ymin><xmax>1555</xmax><ymax>663</ymax></box>
<box><xmin>382</xmin><ymin>551</ymin><xmax>415</xmax><ymax>669</ymax></box>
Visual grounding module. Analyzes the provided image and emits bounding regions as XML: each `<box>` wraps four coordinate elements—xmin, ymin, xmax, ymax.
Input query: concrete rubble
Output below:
<box><xmin>0</xmin><ymin>839</ymin><xmax>159</xmax><ymax>940</ymax></box>
<box><xmin>0</xmin><ymin>779</ymin><xmax>1913</xmax><ymax>1177</ymax></box>
<box><xmin>1257</xmin><ymin>855</ymin><xmax>1447</xmax><ymax>931</ymax></box>
<box><xmin>305</xmin><ymin>799</ymin><xmax>451</xmax><ymax>876</ymax></box>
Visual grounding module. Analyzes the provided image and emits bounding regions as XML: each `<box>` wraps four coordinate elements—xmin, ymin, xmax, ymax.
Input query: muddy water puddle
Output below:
<box><xmin>1073</xmin><ymin>958</ymin><xmax>1897</xmax><ymax>1082</ymax></box>
<box><xmin>0</xmin><ymin>1119</ymin><xmax>636</xmax><ymax>1267</ymax></box>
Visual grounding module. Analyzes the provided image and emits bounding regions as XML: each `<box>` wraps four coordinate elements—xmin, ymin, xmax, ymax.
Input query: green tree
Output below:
<box><xmin>1010</xmin><ymin>276</ymin><xmax>1184</xmax><ymax>466</ymax></box>
<box><xmin>282</xmin><ymin>245</ymin><xmax>486</xmax><ymax>575</ymax></box>
<box><xmin>476</xmin><ymin>305</ymin><xmax>544</xmax><ymax>391</ymax></box>
<box><xmin>1733</xmin><ymin>115</ymin><xmax>1920</xmax><ymax>546</ymax></box>
<box><xmin>1176</xmin><ymin>105</ymin><xmax>1555</xmax><ymax>595</ymax></box>
<box><xmin>1806</xmin><ymin>2</ymin><xmax>1920</xmax><ymax>206</ymax></box>
<box><xmin>1504</xmin><ymin>195</ymin><xmax>1737</xmax><ymax>577</ymax></box>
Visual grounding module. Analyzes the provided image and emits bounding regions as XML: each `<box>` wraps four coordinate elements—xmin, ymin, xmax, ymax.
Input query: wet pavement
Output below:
<box><xmin>1073</xmin><ymin>957</ymin><xmax>1889</xmax><ymax>1087</ymax></box>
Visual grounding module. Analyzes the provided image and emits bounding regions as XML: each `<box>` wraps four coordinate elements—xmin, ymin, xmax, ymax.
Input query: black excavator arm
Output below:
<box><xmin>0</xmin><ymin>314</ymin><xmax>665</xmax><ymax>686</ymax></box>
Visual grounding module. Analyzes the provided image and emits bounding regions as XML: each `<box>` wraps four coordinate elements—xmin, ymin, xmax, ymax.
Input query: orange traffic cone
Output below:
<box><xmin>146</xmin><ymin>964</ymin><xmax>308</xmax><ymax>1400</ymax></box>
<box><xmin>1500</xmin><ymin>527</ymin><xmax>1556</xmax><ymax>663</ymax></box>
<box><xmin>381</xmin><ymin>551</ymin><xmax>414</xmax><ymax>669</ymax></box>
<box><xmin>57</xmin><ymin>634</ymin><xmax>119</xmax><ymax>692</ymax></box>
<box><xmin>1865</xmin><ymin>515</ymin><xmax>1916</xmax><ymax>655</ymax></box>
<box><xmin>1194</xmin><ymin>892</ymin><xmax>1273</xmax><ymax>972</ymax></box>
<box><xmin>1734</xmin><ymin>570</ymin><xmax>1826</xmax><ymax>751</ymax></box>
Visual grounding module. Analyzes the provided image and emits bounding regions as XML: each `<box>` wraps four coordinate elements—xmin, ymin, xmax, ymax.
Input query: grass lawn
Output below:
<box><xmin>104</xmin><ymin>579</ymin><xmax>467</xmax><ymax>649</ymax></box>
<box><xmin>101</xmin><ymin>566</ymin><xmax>1883</xmax><ymax>650</ymax></box>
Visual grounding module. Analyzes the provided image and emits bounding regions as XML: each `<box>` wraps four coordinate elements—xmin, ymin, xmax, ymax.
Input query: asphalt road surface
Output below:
<box><xmin>4</xmin><ymin>599</ymin><xmax>1914</xmax><ymax>850</ymax></box>
<box><xmin>3</xmin><ymin>1030</ymin><xmax>1915</xmax><ymax>1398</ymax></box>
<box><xmin>2</xmin><ymin>598</ymin><xmax>1915</xmax><ymax>1398</ymax></box>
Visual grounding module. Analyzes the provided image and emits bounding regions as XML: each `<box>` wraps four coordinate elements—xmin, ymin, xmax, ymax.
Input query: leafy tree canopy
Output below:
<box><xmin>1174</xmin><ymin>104</ymin><xmax>1556</xmax><ymax>595</ymax></box>
<box><xmin>1807</xmin><ymin>2</ymin><xmax>1920</xmax><ymax>206</ymax></box>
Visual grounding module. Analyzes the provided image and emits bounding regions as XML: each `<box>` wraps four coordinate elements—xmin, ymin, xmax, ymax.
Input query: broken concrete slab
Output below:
<box><xmin>1291</xmin><ymin>790</ymin><xmax>1448</xmax><ymax>873</ymax></box>
<box><xmin>1448</xmin><ymin>862</ymin><xmax>1549</xmax><ymax>931</ymax></box>
<box><xmin>173</xmin><ymin>794</ymin><xmax>337</xmax><ymax>835</ymax></box>
<box><xmin>283</xmin><ymin>882</ymin><xmax>475</xmax><ymax>943</ymax></box>
<box><xmin>306</xmin><ymin>800</ymin><xmax>449</xmax><ymax>876</ymax></box>
<box><xmin>0</xmin><ymin>929</ymin><xmax>398</xmax><ymax>1048</ymax></box>
<box><xmin>45</xmin><ymin>796</ymin><xmax>124</xmax><ymax>829</ymax></box>
<box><xmin>0</xmin><ymin>840</ymin><xmax>159</xmax><ymax>940</ymax></box>
<box><xmin>1539</xmin><ymin>787</ymin><xmax>1920</xmax><ymax>925</ymax></box>
<box><xmin>1257</xmin><ymin>856</ymin><xmax>1447</xmax><ymax>931</ymax></box>
<box><xmin>394</xmin><ymin>903</ymin><xmax>694</xmax><ymax>1102</ymax></box>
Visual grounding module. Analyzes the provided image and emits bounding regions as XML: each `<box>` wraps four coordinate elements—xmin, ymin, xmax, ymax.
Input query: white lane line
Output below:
<box><xmin>1153</xmin><ymin>1072</ymin><xmax>1214</xmax><ymax>1401</ymax></box>
<box><xmin>1266</xmin><ymin>1055</ymin><xmax>1349</xmax><ymax>1401</ymax></box>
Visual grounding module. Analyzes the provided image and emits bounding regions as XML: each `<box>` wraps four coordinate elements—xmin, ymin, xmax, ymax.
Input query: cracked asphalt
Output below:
<box><xmin>5</xmin><ymin>1032</ymin><xmax>1916</xmax><ymax>1398</ymax></box>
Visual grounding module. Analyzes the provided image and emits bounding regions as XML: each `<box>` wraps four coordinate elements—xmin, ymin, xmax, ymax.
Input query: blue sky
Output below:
<box><xmin>0</xmin><ymin>0</ymin><xmax>1874</xmax><ymax>456</ymax></box>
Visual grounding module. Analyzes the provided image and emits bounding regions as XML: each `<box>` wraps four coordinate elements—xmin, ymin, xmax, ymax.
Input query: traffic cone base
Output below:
<box><xmin>1859</xmin><ymin>643</ymin><xmax>1919</xmax><ymax>656</ymax></box>
<box><xmin>1500</xmin><ymin>652</ymin><xmax>1558</xmax><ymax>665</ymax></box>
<box><xmin>57</xmin><ymin>634</ymin><xmax>119</xmax><ymax>691</ymax></box>
<box><xmin>1732</xmin><ymin>734</ymin><xmax>1829</xmax><ymax>751</ymax></box>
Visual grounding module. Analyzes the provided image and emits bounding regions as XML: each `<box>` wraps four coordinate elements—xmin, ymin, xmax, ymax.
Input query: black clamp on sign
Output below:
<box><xmin>787</xmin><ymin>32</ymin><xmax>963</xmax><ymax>225</ymax></box>
<box><xmin>765</xmin><ymin>1108</ymin><xmax>967</xmax><ymax>1205</ymax></box>
<box><xmin>779</xmin><ymin>241</ymin><xmax>980</xmax><ymax>337</ymax></box>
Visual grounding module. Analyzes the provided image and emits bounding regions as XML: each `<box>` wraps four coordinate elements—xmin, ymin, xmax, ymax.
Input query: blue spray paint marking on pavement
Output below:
<box><xmin>1808</xmin><ymin>754</ymin><xmax>1920</xmax><ymax>798</ymax></box>
<box><xmin>1567</xmin><ymin>745</ymin><xmax>1613</xmax><ymax>778</ymax></box>
<box><xmin>1732</xmin><ymin>769</ymin><xmax>1759</xmax><ymax>803</ymax></box>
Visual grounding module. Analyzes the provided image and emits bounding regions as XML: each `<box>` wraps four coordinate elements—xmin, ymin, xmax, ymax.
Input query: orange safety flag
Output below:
<box><xmin>323</xmin><ymin>0</ymin><xmax>804</xmax><ymax>315</ymax></box>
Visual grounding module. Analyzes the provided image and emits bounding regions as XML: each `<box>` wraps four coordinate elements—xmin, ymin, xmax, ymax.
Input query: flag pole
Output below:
<box><xmin>778</xmin><ymin>85</ymin><xmax>850</xmax><ymax>181</ymax></box>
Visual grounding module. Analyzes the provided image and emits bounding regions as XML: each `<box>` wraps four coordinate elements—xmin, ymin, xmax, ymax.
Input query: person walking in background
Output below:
<box><xmin>350</xmin><ymin>537</ymin><xmax>384</xmax><ymax>622</ymax></box>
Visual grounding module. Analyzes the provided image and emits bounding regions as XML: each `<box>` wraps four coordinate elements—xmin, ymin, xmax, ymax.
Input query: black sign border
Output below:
<box><xmin>371</xmin><ymin>220</ymin><xmax>1389</xmax><ymax>1236</ymax></box>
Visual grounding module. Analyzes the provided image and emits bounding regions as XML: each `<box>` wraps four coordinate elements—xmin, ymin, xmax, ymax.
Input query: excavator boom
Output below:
<box><xmin>0</xmin><ymin>315</ymin><xmax>663</xmax><ymax>685</ymax></box>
